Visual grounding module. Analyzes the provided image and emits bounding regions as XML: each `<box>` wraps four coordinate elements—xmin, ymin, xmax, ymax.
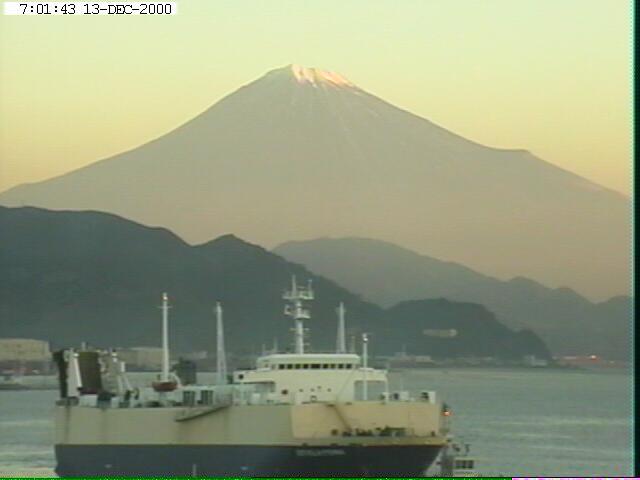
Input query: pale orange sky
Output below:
<box><xmin>0</xmin><ymin>0</ymin><xmax>632</xmax><ymax>195</ymax></box>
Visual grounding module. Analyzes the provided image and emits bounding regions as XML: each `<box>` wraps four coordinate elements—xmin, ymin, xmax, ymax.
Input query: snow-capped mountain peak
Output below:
<box><xmin>290</xmin><ymin>64</ymin><xmax>354</xmax><ymax>87</ymax></box>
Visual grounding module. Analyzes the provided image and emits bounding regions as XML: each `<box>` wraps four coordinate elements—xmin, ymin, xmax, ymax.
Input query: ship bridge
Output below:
<box><xmin>229</xmin><ymin>278</ymin><xmax>389</xmax><ymax>404</ymax></box>
<box><xmin>255</xmin><ymin>353</ymin><xmax>360</xmax><ymax>369</ymax></box>
<box><xmin>233</xmin><ymin>352</ymin><xmax>388</xmax><ymax>403</ymax></box>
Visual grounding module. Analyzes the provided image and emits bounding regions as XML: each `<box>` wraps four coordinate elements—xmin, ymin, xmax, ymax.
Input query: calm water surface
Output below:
<box><xmin>0</xmin><ymin>368</ymin><xmax>633</xmax><ymax>477</ymax></box>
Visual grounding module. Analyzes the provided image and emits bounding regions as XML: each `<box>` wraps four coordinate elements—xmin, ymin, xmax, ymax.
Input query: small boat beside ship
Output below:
<box><xmin>426</xmin><ymin>436</ymin><xmax>478</xmax><ymax>477</ymax></box>
<box><xmin>53</xmin><ymin>277</ymin><xmax>463</xmax><ymax>476</ymax></box>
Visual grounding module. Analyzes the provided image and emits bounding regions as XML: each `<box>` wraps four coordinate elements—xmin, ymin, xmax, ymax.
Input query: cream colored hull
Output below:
<box><xmin>55</xmin><ymin>401</ymin><xmax>446</xmax><ymax>476</ymax></box>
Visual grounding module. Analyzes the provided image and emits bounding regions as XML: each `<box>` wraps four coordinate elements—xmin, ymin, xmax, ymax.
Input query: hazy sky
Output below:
<box><xmin>0</xmin><ymin>0</ymin><xmax>632</xmax><ymax>195</ymax></box>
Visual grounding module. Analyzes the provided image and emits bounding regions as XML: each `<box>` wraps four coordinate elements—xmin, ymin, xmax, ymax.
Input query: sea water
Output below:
<box><xmin>0</xmin><ymin>368</ymin><xmax>632</xmax><ymax>477</ymax></box>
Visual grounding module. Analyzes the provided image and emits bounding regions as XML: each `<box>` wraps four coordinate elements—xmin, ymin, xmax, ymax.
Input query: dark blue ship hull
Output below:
<box><xmin>55</xmin><ymin>443</ymin><xmax>441</xmax><ymax>477</ymax></box>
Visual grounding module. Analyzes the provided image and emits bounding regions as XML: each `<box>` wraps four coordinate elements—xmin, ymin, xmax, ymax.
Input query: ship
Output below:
<box><xmin>426</xmin><ymin>436</ymin><xmax>478</xmax><ymax>477</ymax></box>
<box><xmin>53</xmin><ymin>277</ymin><xmax>451</xmax><ymax>476</ymax></box>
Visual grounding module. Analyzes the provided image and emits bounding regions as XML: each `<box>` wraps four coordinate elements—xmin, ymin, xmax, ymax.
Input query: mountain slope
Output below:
<box><xmin>384</xmin><ymin>299</ymin><xmax>551</xmax><ymax>360</ymax></box>
<box><xmin>274</xmin><ymin>237</ymin><xmax>632</xmax><ymax>359</ymax></box>
<box><xmin>0</xmin><ymin>65</ymin><xmax>629</xmax><ymax>299</ymax></box>
<box><xmin>0</xmin><ymin>206</ymin><xmax>550</xmax><ymax>360</ymax></box>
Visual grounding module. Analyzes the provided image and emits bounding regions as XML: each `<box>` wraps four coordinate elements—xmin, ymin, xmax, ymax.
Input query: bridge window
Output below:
<box><xmin>322</xmin><ymin>364</ymin><xmax>330</xmax><ymax>369</ymax></box>
<box><xmin>278</xmin><ymin>364</ymin><xmax>285</xmax><ymax>370</ymax></box>
<box><xmin>303</xmin><ymin>364</ymin><xmax>310</xmax><ymax>369</ymax></box>
<box><xmin>311</xmin><ymin>364</ymin><xmax>320</xmax><ymax>369</ymax></box>
<box><xmin>337</xmin><ymin>364</ymin><xmax>344</xmax><ymax>369</ymax></box>
<box><xmin>286</xmin><ymin>364</ymin><xmax>293</xmax><ymax>369</ymax></box>
<box><xmin>456</xmin><ymin>460</ymin><xmax>474</xmax><ymax>470</ymax></box>
<box><xmin>201</xmin><ymin>390</ymin><xmax>214</xmax><ymax>405</ymax></box>
<box><xmin>183</xmin><ymin>391</ymin><xmax>196</xmax><ymax>406</ymax></box>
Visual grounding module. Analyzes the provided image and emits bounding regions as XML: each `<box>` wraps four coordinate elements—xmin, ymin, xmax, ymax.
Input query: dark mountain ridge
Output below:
<box><xmin>0</xmin><ymin>206</ymin><xmax>550</xmax><ymax>360</ymax></box>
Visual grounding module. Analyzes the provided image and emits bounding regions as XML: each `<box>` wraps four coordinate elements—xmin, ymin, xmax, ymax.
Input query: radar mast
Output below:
<box><xmin>283</xmin><ymin>276</ymin><xmax>314</xmax><ymax>354</ymax></box>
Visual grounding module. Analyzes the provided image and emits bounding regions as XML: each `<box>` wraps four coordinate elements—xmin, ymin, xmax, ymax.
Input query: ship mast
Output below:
<box><xmin>283</xmin><ymin>275</ymin><xmax>314</xmax><ymax>354</ymax></box>
<box><xmin>336</xmin><ymin>302</ymin><xmax>347</xmax><ymax>353</ymax></box>
<box><xmin>215</xmin><ymin>302</ymin><xmax>227</xmax><ymax>385</ymax></box>
<box><xmin>362</xmin><ymin>333</ymin><xmax>368</xmax><ymax>401</ymax></box>
<box><xmin>160</xmin><ymin>293</ymin><xmax>171</xmax><ymax>382</ymax></box>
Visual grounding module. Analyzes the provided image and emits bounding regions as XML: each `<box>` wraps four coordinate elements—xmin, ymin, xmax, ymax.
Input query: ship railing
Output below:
<box><xmin>333</xmin><ymin>426</ymin><xmax>425</xmax><ymax>438</ymax></box>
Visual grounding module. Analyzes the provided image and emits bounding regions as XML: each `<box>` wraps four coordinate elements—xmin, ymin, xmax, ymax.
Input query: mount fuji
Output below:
<box><xmin>0</xmin><ymin>65</ymin><xmax>629</xmax><ymax>299</ymax></box>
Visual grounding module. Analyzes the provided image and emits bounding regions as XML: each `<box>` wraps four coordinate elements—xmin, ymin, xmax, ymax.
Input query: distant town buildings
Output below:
<box><xmin>0</xmin><ymin>338</ymin><xmax>52</xmax><ymax>373</ymax></box>
<box><xmin>555</xmin><ymin>355</ymin><xmax>626</xmax><ymax>368</ymax></box>
<box><xmin>115</xmin><ymin>347</ymin><xmax>210</xmax><ymax>371</ymax></box>
<box><xmin>116</xmin><ymin>347</ymin><xmax>164</xmax><ymax>370</ymax></box>
<box><xmin>384</xmin><ymin>351</ymin><xmax>435</xmax><ymax>368</ymax></box>
<box><xmin>422</xmin><ymin>329</ymin><xmax>458</xmax><ymax>338</ymax></box>
<box><xmin>0</xmin><ymin>338</ymin><xmax>50</xmax><ymax>361</ymax></box>
<box><xmin>522</xmin><ymin>354</ymin><xmax>549</xmax><ymax>367</ymax></box>
<box><xmin>181</xmin><ymin>350</ymin><xmax>208</xmax><ymax>361</ymax></box>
